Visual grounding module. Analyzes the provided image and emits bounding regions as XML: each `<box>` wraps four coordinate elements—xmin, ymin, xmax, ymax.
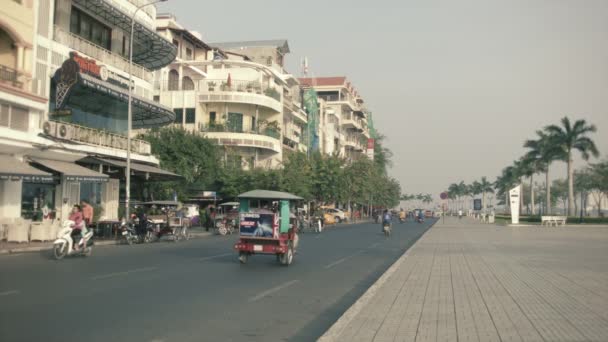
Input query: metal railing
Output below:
<box><xmin>199</xmin><ymin>123</ymin><xmax>281</xmax><ymax>140</ymax></box>
<box><xmin>53</xmin><ymin>26</ymin><xmax>152</xmax><ymax>82</ymax></box>
<box><xmin>0</xmin><ymin>65</ymin><xmax>23</xmax><ymax>88</ymax></box>
<box><xmin>48</xmin><ymin>120</ymin><xmax>151</xmax><ymax>155</ymax></box>
<box><xmin>157</xmin><ymin>78</ymin><xmax>282</xmax><ymax>101</ymax></box>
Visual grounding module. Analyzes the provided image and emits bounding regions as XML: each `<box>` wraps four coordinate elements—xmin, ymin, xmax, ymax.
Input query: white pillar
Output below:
<box><xmin>0</xmin><ymin>180</ymin><xmax>23</xmax><ymax>219</ymax></box>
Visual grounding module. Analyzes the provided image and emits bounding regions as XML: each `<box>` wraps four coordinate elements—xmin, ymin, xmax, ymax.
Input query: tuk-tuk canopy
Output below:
<box><xmin>237</xmin><ymin>190</ymin><xmax>303</xmax><ymax>201</ymax></box>
<box><xmin>220</xmin><ymin>202</ymin><xmax>240</xmax><ymax>206</ymax></box>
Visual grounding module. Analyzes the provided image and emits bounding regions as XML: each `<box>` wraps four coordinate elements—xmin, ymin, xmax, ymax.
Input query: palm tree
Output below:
<box><xmin>544</xmin><ymin>117</ymin><xmax>599</xmax><ymax>216</ymax></box>
<box><xmin>514</xmin><ymin>156</ymin><xmax>537</xmax><ymax>214</ymax></box>
<box><xmin>524</xmin><ymin>130</ymin><xmax>564</xmax><ymax>215</ymax></box>
<box><xmin>447</xmin><ymin>183</ymin><xmax>460</xmax><ymax>211</ymax></box>
<box><xmin>495</xmin><ymin>166</ymin><xmax>518</xmax><ymax>211</ymax></box>
<box><xmin>479</xmin><ymin>177</ymin><xmax>494</xmax><ymax>211</ymax></box>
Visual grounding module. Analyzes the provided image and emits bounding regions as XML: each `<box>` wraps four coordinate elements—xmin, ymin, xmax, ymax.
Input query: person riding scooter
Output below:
<box><xmin>68</xmin><ymin>204</ymin><xmax>85</xmax><ymax>250</ymax></box>
<box><xmin>399</xmin><ymin>209</ymin><xmax>406</xmax><ymax>223</ymax></box>
<box><xmin>381</xmin><ymin>209</ymin><xmax>392</xmax><ymax>233</ymax></box>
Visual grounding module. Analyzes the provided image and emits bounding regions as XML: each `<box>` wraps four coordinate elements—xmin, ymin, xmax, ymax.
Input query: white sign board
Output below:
<box><xmin>509</xmin><ymin>185</ymin><xmax>521</xmax><ymax>224</ymax></box>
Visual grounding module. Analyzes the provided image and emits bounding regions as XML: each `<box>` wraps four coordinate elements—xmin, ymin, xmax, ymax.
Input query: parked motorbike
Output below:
<box><xmin>216</xmin><ymin>218</ymin><xmax>235</xmax><ymax>236</ymax></box>
<box><xmin>120</xmin><ymin>220</ymin><xmax>138</xmax><ymax>245</ymax></box>
<box><xmin>53</xmin><ymin>220</ymin><xmax>94</xmax><ymax>260</ymax></box>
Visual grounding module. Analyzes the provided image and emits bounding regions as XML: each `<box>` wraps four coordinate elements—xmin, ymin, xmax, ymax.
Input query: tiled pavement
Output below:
<box><xmin>320</xmin><ymin>217</ymin><xmax>608</xmax><ymax>342</ymax></box>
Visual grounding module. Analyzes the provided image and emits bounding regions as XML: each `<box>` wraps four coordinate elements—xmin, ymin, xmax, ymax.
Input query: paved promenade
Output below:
<box><xmin>320</xmin><ymin>217</ymin><xmax>608</xmax><ymax>342</ymax></box>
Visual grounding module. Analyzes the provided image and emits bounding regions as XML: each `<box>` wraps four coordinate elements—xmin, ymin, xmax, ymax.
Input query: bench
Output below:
<box><xmin>541</xmin><ymin>216</ymin><xmax>567</xmax><ymax>227</ymax></box>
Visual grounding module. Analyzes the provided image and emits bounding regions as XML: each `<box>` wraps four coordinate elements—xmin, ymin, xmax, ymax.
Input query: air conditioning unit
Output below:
<box><xmin>57</xmin><ymin>123</ymin><xmax>74</xmax><ymax>140</ymax></box>
<box><xmin>42</xmin><ymin>121</ymin><xmax>57</xmax><ymax>137</ymax></box>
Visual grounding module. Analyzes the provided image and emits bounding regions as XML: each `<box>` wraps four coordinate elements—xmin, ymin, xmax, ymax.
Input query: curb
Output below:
<box><xmin>318</xmin><ymin>220</ymin><xmax>435</xmax><ymax>342</ymax></box>
<box><xmin>1</xmin><ymin>231</ymin><xmax>213</xmax><ymax>255</ymax></box>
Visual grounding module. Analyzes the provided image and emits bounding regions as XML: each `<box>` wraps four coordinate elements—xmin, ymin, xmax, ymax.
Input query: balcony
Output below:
<box><xmin>199</xmin><ymin>126</ymin><xmax>281</xmax><ymax>153</ymax></box>
<box><xmin>283</xmin><ymin>99</ymin><xmax>308</xmax><ymax>123</ymax></box>
<box><xmin>0</xmin><ymin>65</ymin><xmax>25</xmax><ymax>89</ymax></box>
<box><xmin>43</xmin><ymin>120</ymin><xmax>151</xmax><ymax>155</ymax></box>
<box><xmin>53</xmin><ymin>26</ymin><xmax>152</xmax><ymax>82</ymax></box>
<box><xmin>72</xmin><ymin>0</ymin><xmax>177</xmax><ymax>69</ymax></box>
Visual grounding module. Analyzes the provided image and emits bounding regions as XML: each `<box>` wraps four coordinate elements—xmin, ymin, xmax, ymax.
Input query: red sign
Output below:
<box><xmin>367</xmin><ymin>139</ymin><xmax>375</xmax><ymax>150</ymax></box>
<box><xmin>72</xmin><ymin>52</ymin><xmax>102</xmax><ymax>79</ymax></box>
<box><xmin>440</xmin><ymin>192</ymin><xmax>448</xmax><ymax>200</ymax></box>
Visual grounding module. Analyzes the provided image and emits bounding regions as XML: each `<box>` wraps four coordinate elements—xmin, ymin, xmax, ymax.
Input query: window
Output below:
<box><xmin>182</xmin><ymin>76</ymin><xmax>194</xmax><ymax>90</ymax></box>
<box><xmin>251</xmin><ymin>116</ymin><xmax>256</xmax><ymax>131</ymax></box>
<box><xmin>168</xmin><ymin>69</ymin><xmax>179</xmax><ymax>90</ymax></box>
<box><xmin>185</xmin><ymin>108</ymin><xmax>195</xmax><ymax>124</ymax></box>
<box><xmin>172</xmin><ymin>39</ymin><xmax>179</xmax><ymax>47</ymax></box>
<box><xmin>266</xmin><ymin>57</ymin><xmax>273</xmax><ymax>66</ymax></box>
<box><xmin>0</xmin><ymin>103</ymin><xmax>29</xmax><ymax>132</ymax></box>
<box><xmin>186</xmin><ymin>47</ymin><xmax>193</xmax><ymax>60</ymax></box>
<box><xmin>153</xmin><ymin>95</ymin><xmax>160</xmax><ymax>102</ymax></box>
<box><xmin>121</xmin><ymin>36</ymin><xmax>127</xmax><ymax>57</ymax></box>
<box><xmin>21</xmin><ymin>183</ymin><xmax>56</xmax><ymax>222</ymax></box>
<box><xmin>226</xmin><ymin>155</ymin><xmax>242</xmax><ymax>169</ymax></box>
<box><xmin>69</xmin><ymin>7</ymin><xmax>111</xmax><ymax>50</ymax></box>
<box><xmin>174</xmin><ymin>109</ymin><xmax>183</xmax><ymax>124</ymax></box>
<box><xmin>209</xmin><ymin>111</ymin><xmax>216</xmax><ymax>125</ymax></box>
<box><xmin>227</xmin><ymin>112</ymin><xmax>243</xmax><ymax>132</ymax></box>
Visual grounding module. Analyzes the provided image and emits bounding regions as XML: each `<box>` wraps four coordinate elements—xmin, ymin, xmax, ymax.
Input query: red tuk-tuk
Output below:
<box><xmin>233</xmin><ymin>190</ymin><xmax>302</xmax><ymax>266</ymax></box>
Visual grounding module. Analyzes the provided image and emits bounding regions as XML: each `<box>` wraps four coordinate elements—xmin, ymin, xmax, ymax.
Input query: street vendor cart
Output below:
<box><xmin>234</xmin><ymin>190</ymin><xmax>302</xmax><ymax>266</ymax></box>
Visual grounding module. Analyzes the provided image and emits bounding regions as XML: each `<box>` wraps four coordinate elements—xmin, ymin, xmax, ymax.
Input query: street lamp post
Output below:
<box><xmin>126</xmin><ymin>0</ymin><xmax>167</xmax><ymax>220</ymax></box>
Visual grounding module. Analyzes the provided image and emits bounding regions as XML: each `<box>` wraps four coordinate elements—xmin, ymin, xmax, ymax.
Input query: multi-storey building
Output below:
<box><xmin>155</xmin><ymin>15</ymin><xmax>309</xmax><ymax>169</ymax></box>
<box><xmin>1</xmin><ymin>0</ymin><xmax>177</xmax><ymax>226</ymax></box>
<box><xmin>299</xmin><ymin>77</ymin><xmax>370</xmax><ymax>160</ymax></box>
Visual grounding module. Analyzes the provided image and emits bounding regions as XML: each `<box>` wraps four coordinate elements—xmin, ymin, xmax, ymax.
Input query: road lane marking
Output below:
<box><xmin>368</xmin><ymin>242</ymin><xmax>381</xmax><ymax>249</ymax></box>
<box><xmin>324</xmin><ymin>250</ymin><xmax>365</xmax><ymax>269</ymax></box>
<box><xmin>91</xmin><ymin>266</ymin><xmax>157</xmax><ymax>280</ymax></box>
<box><xmin>198</xmin><ymin>253</ymin><xmax>233</xmax><ymax>261</ymax></box>
<box><xmin>0</xmin><ymin>290</ymin><xmax>20</xmax><ymax>296</ymax></box>
<box><xmin>315</xmin><ymin>235</ymin><xmax>322</xmax><ymax>239</ymax></box>
<box><xmin>248</xmin><ymin>280</ymin><xmax>299</xmax><ymax>302</ymax></box>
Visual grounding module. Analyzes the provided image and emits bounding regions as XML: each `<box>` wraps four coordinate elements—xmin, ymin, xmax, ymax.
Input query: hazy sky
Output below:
<box><xmin>158</xmin><ymin>0</ymin><xmax>608</xmax><ymax>199</ymax></box>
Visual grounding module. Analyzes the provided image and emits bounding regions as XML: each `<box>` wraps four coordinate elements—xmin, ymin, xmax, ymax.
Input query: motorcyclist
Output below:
<box><xmin>68</xmin><ymin>204</ymin><xmax>85</xmax><ymax>250</ymax></box>
<box><xmin>399</xmin><ymin>208</ymin><xmax>406</xmax><ymax>222</ymax></box>
<box><xmin>381</xmin><ymin>209</ymin><xmax>392</xmax><ymax>232</ymax></box>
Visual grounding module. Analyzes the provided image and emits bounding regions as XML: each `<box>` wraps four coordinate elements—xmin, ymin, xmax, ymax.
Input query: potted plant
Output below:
<box><xmin>221</xmin><ymin>82</ymin><xmax>229</xmax><ymax>91</ymax></box>
<box><xmin>208</xmin><ymin>81</ymin><xmax>216</xmax><ymax>91</ymax></box>
<box><xmin>246</xmin><ymin>82</ymin><xmax>255</xmax><ymax>93</ymax></box>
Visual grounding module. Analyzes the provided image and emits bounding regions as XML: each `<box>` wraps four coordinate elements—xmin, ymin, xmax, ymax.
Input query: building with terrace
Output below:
<box><xmin>0</xmin><ymin>0</ymin><xmax>178</xmax><ymax>229</ymax></box>
<box><xmin>155</xmin><ymin>15</ymin><xmax>309</xmax><ymax>169</ymax></box>
<box><xmin>299</xmin><ymin>77</ymin><xmax>371</xmax><ymax>161</ymax></box>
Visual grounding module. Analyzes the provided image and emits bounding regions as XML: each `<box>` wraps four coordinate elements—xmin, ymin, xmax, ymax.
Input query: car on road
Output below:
<box><xmin>326</xmin><ymin>208</ymin><xmax>346</xmax><ymax>223</ymax></box>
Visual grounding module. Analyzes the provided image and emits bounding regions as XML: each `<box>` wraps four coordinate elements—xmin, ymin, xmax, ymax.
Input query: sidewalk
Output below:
<box><xmin>0</xmin><ymin>228</ymin><xmax>212</xmax><ymax>255</ymax></box>
<box><xmin>320</xmin><ymin>217</ymin><xmax>608</xmax><ymax>342</ymax></box>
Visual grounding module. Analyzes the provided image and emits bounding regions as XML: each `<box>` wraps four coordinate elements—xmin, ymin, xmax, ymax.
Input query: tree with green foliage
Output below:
<box><xmin>544</xmin><ymin>117</ymin><xmax>599</xmax><ymax>216</ymax></box>
<box><xmin>524</xmin><ymin>130</ymin><xmax>566</xmax><ymax>215</ymax></box>
<box><xmin>139</xmin><ymin>127</ymin><xmax>221</xmax><ymax>201</ymax></box>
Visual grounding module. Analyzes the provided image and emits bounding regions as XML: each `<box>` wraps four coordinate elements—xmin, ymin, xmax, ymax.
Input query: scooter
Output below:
<box><xmin>120</xmin><ymin>220</ymin><xmax>138</xmax><ymax>245</ymax></box>
<box><xmin>383</xmin><ymin>223</ymin><xmax>391</xmax><ymax>237</ymax></box>
<box><xmin>53</xmin><ymin>220</ymin><xmax>93</xmax><ymax>260</ymax></box>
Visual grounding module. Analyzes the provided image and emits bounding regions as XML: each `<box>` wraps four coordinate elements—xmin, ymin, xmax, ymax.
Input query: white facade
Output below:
<box><xmin>155</xmin><ymin>17</ymin><xmax>308</xmax><ymax>169</ymax></box>
<box><xmin>0</xmin><ymin>0</ymin><xmax>176</xmax><ymax>229</ymax></box>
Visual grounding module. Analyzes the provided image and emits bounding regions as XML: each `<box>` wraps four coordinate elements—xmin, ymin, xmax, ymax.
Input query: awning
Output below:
<box><xmin>72</xmin><ymin>0</ymin><xmax>177</xmax><ymax>70</ymax></box>
<box><xmin>74</xmin><ymin>73</ymin><xmax>175</xmax><ymax>128</ymax></box>
<box><xmin>0</xmin><ymin>155</ymin><xmax>54</xmax><ymax>183</ymax></box>
<box><xmin>82</xmin><ymin>157</ymin><xmax>181</xmax><ymax>181</ymax></box>
<box><xmin>31</xmin><ymin>159</ymin><xmax>108</xmax><ymax>183</ymax></box>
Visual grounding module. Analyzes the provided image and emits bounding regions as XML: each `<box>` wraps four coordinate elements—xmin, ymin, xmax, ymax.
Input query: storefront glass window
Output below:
<box><xmin>21</xmin><ymin>183</ymin><xmax>56</xmax><ymax>221</ymax></box>
<box><xmin>80</xmin><ymin>183</ymin><xmax>102</xmax><ymax>206</ymax></box>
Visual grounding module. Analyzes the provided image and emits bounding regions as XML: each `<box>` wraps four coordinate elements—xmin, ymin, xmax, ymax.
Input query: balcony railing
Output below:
<box><xmin>45</xmin><ymin>120</ymin><xmax>151</xmax><ymax>155</ymax></box>
<box><xmin>158</xmin><ymin>79</ymin><xmax>281</xmax><ymax>101</ymax></box>
<box><xmin>199</xmin><ymin>123</ymin><xmax>281</xmax><ymax>140</ymax></box>
<box><xmin>53</xmin><ymin>26</ymin><xmax>152</xmax><ymax>82</ymax></box>
<box><xmin>0</xmin><ymin>65</ymin><xmax>24</xmax><ymax>89</ymax></box>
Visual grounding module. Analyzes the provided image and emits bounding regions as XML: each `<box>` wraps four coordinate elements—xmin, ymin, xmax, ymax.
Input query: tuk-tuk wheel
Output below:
<box><xmin>279</xmin><ymin>243</ymin><xmax>294</xmax><ymax>266</ymax></box>
<box><xmin>239</xmin><ymin>252</ymin><xmax>248</xmax><ymax>264</ymax></box>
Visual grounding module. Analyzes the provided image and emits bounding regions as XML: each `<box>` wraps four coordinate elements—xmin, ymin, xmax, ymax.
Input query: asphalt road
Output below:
<box><xmin>0</xmin><ymin>219</ymin><xmax>435</xmax><ymax>342</ymax></box>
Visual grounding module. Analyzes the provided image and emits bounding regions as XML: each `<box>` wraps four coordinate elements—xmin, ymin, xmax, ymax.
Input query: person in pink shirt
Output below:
<box><xmin>68</xmin><ymin>205</ymin><xmax>85</xmax><ymax>250</ymax></box>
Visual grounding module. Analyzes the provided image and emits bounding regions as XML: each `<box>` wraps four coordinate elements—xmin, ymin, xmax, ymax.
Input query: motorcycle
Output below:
<box><xmin>399</xmin><ymin>216</ymin><xmax>406</xmax><ymax>224</ymax></box>
<box><xmin>383</xmin><ymin>223</ymin><xmax>391</xmax><ymax>237</ymax></box>
<box><xmin>53</xmin><ymin>220</ymin><xmax>94</xmax><ymax>260</ymax></box>
<box><xmin>120</xmin><ymin>220</ymin><xmax>139</xmax><ymax>245</ymax></box>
